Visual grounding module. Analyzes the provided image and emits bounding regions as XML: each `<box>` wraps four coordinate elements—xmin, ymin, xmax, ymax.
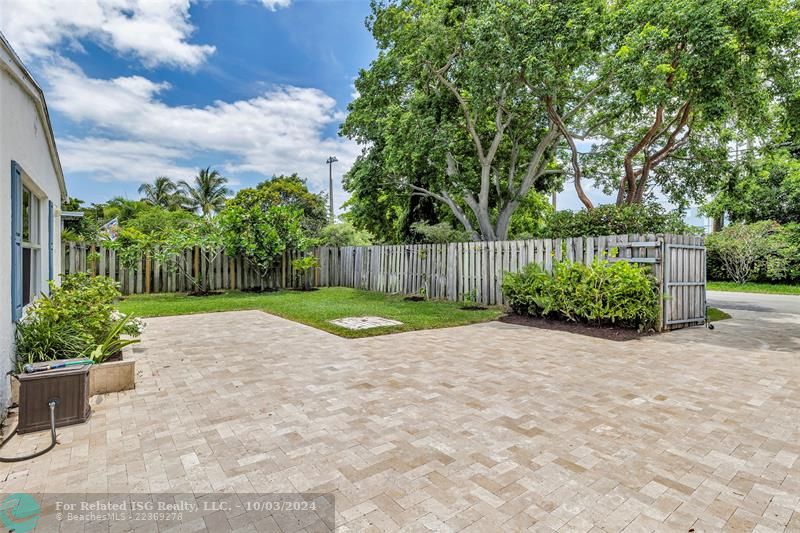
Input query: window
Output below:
<box><xmin>21</xmin><ymin>185</ymin><xmax>41</xmax><ymax>307</ymax></box>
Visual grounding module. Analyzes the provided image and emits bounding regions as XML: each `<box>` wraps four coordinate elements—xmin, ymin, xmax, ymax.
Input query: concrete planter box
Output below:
<box><xmin>88</xmin><ymin>359</ymin><xmax>136</xmax><ymax>395</ymax></box>
<box><xmin>11</xmin><ymin>357</ymin><xmax>135</xmax><ymax>403</ymax></box>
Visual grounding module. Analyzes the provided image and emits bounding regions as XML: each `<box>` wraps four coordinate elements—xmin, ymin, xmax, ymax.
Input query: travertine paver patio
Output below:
<box><xmin>1</xmin><ymin>310</ymin><xmax>798</xmax><ymax>532</ymax></box>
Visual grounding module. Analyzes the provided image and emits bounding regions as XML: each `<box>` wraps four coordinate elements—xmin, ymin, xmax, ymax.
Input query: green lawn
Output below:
<box><xmin>118</xmin><ymin>287</ymin><xmax>503</xmax><ymax>338</ymax></box>
<box><xmin>707</xmin><ymin>281</ymin><xmax>800</xmax><ymax>296</ymax></box>
<box><xmin>706</xmin><ymin>307</ymin><xmax>731</xmax><ymax>322</ymax></box>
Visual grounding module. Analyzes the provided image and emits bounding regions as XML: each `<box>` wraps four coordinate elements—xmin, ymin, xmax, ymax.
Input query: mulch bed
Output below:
<box><xmin>498</xmin><ymin>313</ymin><xmax>657</xmax><ymax>342</ymax></box>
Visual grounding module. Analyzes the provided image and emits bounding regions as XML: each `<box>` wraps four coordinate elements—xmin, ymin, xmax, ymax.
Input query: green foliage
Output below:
<box><xmin>179</xmin><ymin>167</ymin><xmax>231</xmax><ymax>218</ymax></box>
<box><xmin>318</xmin><ymin>222</ymin><xmax>374</xmax><ymax>247</ymax></box>
<box><xmin>342</xmin><ymin>0</ymin><xmax>799</xmax><ymax>233</ymax></box>
<box><xmin>541</xmin><ymin>203</ymin><xmax>699</xmax><ymax>238</ymax></box>
<box><xmin>410</xmin><ymin>221</ymin><xmax>471</xmax><ymax>244</ymax></box>
<box><xmin>219</xmin><ymin>204</ymin><xmax>307</xmax><ymax>283</ymax></box>
<box><xmin>585</xmin><ymin>0</ymin><xmax>799</xmax><ymax>206</ymax></box>
<box><xmin>706</xmin><ymin>221</ymin><xmax>800</xmax><ymax>283</ymax></box>
<box><xmin>502</xmin><ymin>260</ymin><xmax>660</xmax><ymax>331</ymax></box>
<box><xmin>703</xmin><ymin>151</ymin><xmax>800</xmax><ymax>225</ymax></box>
<box><xmin>707</xmin><ymin>281</ymin><xmax>800</xmax><ymax>295</ymax></box>
<box><xmin>158</xmin><ymin>219</ymin><xmax>225</xmax><ymax>293</ymax></box>
<box><xmin>509</xmin><ymin>192</ymin><xmax>553</xmax><ymax>239</ymax></box>
<box><xmin>227</xmin><ymin>175</ymin><xmax>327</xmax><ymax>236</ymax></box>
<box><xmin>245</xmin><ymin>174</ymin><xmax>329</xmax><ymax>235</ymax></box>
<box><xmin>291</xmin><ymin>255</ymin><xmax>320</xmax><ymax>290</ymax></box>
<box><xmin>32</xmin><ymin>273</ymin><xmax>122</xmax><ymax>345</ymax></box>
<box><xmin>138</xmin><ymin>176</ymin><xmax>185</xmax><ymax>210</ymax></box>
<box><xmin>14</xmin><ymin>316</ymin><xmax>93</xmax><ymax>372</ymax></box>
<box><xmin>342</xmin><ymin>0</ymin><xmax>597</xmax><ymax>240</ymax></box>
<box><xmin>125</xmin><ymin>207</ymin><xmax>198</xmax><ymax>236</ymax></box>
<box><xmin>15</xmin><ymin>273</ymin><xmax>142</xmax><ymax>371</ymax></box>
<box><xmin>88</xmin><ymin>315</ymin><xmax>141</xmax><ymax>364</ymax></box>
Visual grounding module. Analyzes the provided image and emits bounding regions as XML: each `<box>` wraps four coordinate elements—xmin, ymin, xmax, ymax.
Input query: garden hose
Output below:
<box><xmin>0</xmin><ymin>400</ymin><xmax>58</xmax><ymax>462</ymax></box>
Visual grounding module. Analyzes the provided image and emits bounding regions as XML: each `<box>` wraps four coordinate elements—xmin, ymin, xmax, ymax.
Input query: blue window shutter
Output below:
<box><xmin>11</xmin><ymin>161</ymin><xmax>23</xmax><ymax>321</ymax></box>
<box><xmin>48</xmin><ymin>200</ymin><xmax>54</xmax><ymax>283</ymax></box>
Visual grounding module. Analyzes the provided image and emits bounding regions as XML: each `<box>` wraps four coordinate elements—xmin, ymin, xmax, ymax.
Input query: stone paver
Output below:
<box><xmin>330</xmin><ymin>316</ymin><xmax>404</xmax><ymax>330</ymax></box>
<box><xmin>1</xmin><ymin>310</ymin><xmax>798</xmax><ymax>532</ymax></box>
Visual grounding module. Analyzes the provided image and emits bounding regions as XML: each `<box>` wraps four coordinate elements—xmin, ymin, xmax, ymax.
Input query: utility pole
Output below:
<box><xmin>326</xmin><ymin>155</ymin><xmax>338</xmax><ymax>223</ymax></box>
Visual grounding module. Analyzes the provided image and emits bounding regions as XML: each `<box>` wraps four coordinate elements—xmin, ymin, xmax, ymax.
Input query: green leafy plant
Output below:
<box><xmin>706</xmin><ymin>221</ymin><xmax>800</xmax><ymax>283</ymax></box>
<box><xmin>540</xmin><ymin>204</ymin><xmax>698</xmax><ymax>238</ymax></box>
<box><xmin>291</xmin><ymin>255</ymin><xmax>319</xmax><ymax>291</ymax></box>
<box><xmin>157</xmin><ymin>219</ymin><xmax>225</xmax><ymax>294</ymax></box>
<box><xmin>88</xmin><ymin>315</ymin><xmax>141</xmax><ymax>364</ymax></box>
<box><xmin>462</xmin><ymin>288</ymin><xmax>476</xmax><ymax>306</ymax></box>
<box><xmin>32</xmin><ymin>273</ymin><xmax>122</xmax><ymax>345</ymax></box>
<box><xmin>220</xmin><ymin>204</ymin><xmax>308</xmax><ymax>288</ymax></box>
<box><xmin>318</xmin><ymin>222</ymin><xmax>374</xmax><ymax>247</ymax></box>
<box><xmin>16</xmin><ymin>273</ymin><xmax>144</xmax><ymax>371</ymax></box>
<box><xmin>502</xmin><ymin>259</ymin><xmax>660</xmax><ymax>331</ymax></box>
<box><xmin>14</xmin><ymin>315</ymin><xmax>93</xmax><ymax>372</ymax></box>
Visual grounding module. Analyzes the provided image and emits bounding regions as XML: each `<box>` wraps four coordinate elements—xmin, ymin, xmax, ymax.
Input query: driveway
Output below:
<box><xmin>704</xmin><ymin>290</ymin><xmax>800</xmax><ymax>353</ymax></box>
<box><xmin>1</xmin><ymin>310</ymin><xmax>798</xmax><ymax>532</ymax></box>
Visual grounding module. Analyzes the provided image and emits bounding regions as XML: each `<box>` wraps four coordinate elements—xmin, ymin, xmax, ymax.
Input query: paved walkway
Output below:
<box><xmin>1</xmin><ymin>310</ymin><xmax>798</xmax><ymax>532</ymax></box>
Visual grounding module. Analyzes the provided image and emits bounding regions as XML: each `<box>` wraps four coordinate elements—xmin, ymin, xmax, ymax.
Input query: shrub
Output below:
<box><xmin>541</xmin><ymin>203</ymin><xmax>700</xmax><ymax>238</ymax></box>
<box><xmin>410</xmin><ymin>221</ymin><xmax>472</xmax><ymax>243</ymax></box>
<box><xmin>706</xmin><ymin>221</ymin><xmax>800</xmax><ymax>283</ymax></box>
<box><xmin>292</xmin><ymin>255</ymin><xmax>319</xmax><ymax>290</ymax></box>
<box><xmin>15</xmin><ymin>273</ymin><xmax>143</xmax><ymax>370</ymax></box>
<box><xmin>33</xmin><ymin>273</ymin><xmax>122</xmax><ymax>344</ymax></box>
<box><xmin>318</xmin><ymin>222</ymin><xmax>374</xmax><ymax>246</ymax></box>
<box><xmin>502</xmin><ymin>259</ymin><xmax>660</xmax><ymax>331</ymax></box>
<box><xmin>14</xmin><ymin>316</ymin><xmax>93</xmax><ymax>372</ymax></box>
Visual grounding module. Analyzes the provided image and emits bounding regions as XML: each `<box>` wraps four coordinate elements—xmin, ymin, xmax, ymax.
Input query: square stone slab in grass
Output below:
<box><xmin>329</xmin><ymin>316</ymin><xmax>403</xmax><ymax>330</ymax></box>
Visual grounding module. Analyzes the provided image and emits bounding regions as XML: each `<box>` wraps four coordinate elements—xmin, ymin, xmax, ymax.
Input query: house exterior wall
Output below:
<box><xmin>0</xmin><ymin>62</ymin><xmax>64</xmax><ymax>411</ymax></box>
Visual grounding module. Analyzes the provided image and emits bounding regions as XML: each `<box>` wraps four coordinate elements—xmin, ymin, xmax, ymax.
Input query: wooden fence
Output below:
<box><xmin>63</xmin><ymin>232</ymin><xmax>706</xmax><ymax>330</ymax></box>
<box><xmin>318</xmin><ymin>233</ymin><xmax>706</xmax><ymax>330</ymax></box>
<box><xmin>62</xmin><ymin>243</ymin><xmax>316</xmax><ymax>294</ymax></box>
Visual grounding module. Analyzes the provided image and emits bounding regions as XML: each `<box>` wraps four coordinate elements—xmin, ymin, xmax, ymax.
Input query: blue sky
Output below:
<box><xmin>0</xmin><ymin>0</ymin><xmax>376</xmax><ymax>212</ymax></box>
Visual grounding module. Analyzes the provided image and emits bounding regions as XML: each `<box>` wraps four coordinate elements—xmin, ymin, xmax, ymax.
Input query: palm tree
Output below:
<box><xmin>103</xmin><ymin>196</ymin><xmax>145</xmax><ymax>222</ymax></box>
<box><xmin>138</xmin><ymin>176</ymin><xmax>180</xmax><ymax>208</ymax></box>
<box><xmin>179</xmin><ymin>167</ymin><xmax>231</xmax><ymax>218</ymax></box>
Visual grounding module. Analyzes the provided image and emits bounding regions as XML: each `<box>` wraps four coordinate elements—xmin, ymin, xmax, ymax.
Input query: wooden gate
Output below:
<box><xmin>662</xmin><ymin>236</ymin><xmax>707</xmax><ymax>329</ymax></box>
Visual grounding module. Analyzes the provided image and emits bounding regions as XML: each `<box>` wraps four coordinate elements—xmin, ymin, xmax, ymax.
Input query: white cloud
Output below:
<box><xmin>58</xmin><ymin>137</ymin><xmax>197</xmax><ymax>183</ymax></box>
<box><xmin>48</xmin><ymin>61</ymin><xmax>358</xmax><ymax>208</ymax></box>
<box><xmin>0</xmin><ymin>0</ymin><xmax>215</xmax><ymax>69</ymax></box>
<box><xmin>261</xmin><ymin>0</ymin><xmax>292</xmax><ymax>10</ymax></box>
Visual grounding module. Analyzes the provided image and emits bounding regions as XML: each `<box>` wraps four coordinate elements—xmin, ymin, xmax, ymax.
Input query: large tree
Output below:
<box><xmin>575</xmin><ymin>0</ymin><xmax>799</xmax><ymax>208</ymax></box>
<box><xmin>343</xmin><ymin>0</ymin><xmax>605</xmax><ymax>241</ymax></box>
<box><xmin>344</xmin><ymin>0</ymin><xmax>799</xmax><ymax>238</ymax></box>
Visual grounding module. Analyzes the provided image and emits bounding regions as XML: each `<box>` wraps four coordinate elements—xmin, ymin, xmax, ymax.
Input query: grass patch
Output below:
<box><xmin>118</xmin><ymin>287</ymin><xmax>503</xmax><ymax>338</ymax></box>
<box><xmin>706</xmin><ymin>307</ymin><xmax>731</xmax><ymax>322</ymax></box>
<box><xmin>707</xmin><ymin>281</ymin><xmax>800</xmax><ymax>295</ymax></box>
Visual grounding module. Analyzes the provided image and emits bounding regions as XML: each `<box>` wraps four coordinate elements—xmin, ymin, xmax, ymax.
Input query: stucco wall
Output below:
<box><xmin>0</xmin><ymin>67</ymin><xmax>63</xmax><ymax>411</ymax></box>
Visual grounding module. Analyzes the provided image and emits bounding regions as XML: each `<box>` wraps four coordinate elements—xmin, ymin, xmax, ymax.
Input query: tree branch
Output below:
<box><xmin>546</xmin><ymin>97</ymin><xmax>594</xmax><ymax>210</ymax></box>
